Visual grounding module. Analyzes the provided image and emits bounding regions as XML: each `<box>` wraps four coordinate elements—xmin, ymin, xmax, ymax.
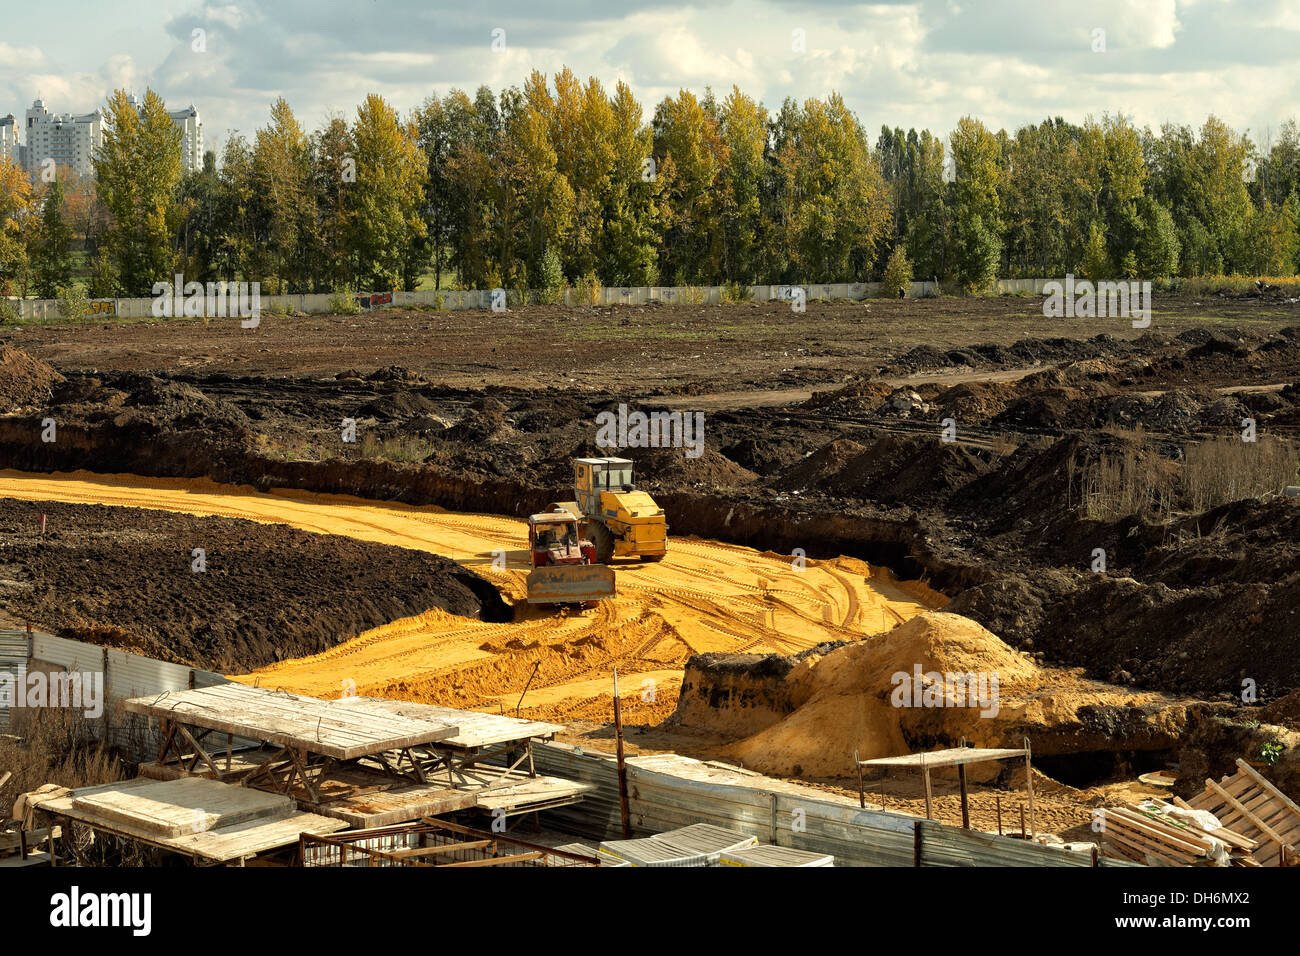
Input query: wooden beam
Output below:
<box><xmin>175</xmin><ymin>723</ymin><xmax>222</xmax><ymax>777</ymax></box>
<box><xmin>921</xmin><ymin>754</ymin><xmax>933</xmax><ymax>821</ymax></box>
<box><xmin>1206</xmin><ymin>778</ymin><xmax>1288</xmax><ymax>848</ymax></box>
<box><xmin>440</xmin><ymin>851</ymin><xmax>544</xmax><ymax>867</ymax></box>
<box><xmin>1024</xmin><ymin>737</ymin><xmax>1036</xmax><ymax>839</ymax></box>
<box><xmin>389</xmin><ymin>840</ymin><xmax>492</xmax><ymax>859</ymax></box>
<box><xmin>957</xmin><ymin>763</ymin><xmax>970</xmax><ymax>830</ymax></box>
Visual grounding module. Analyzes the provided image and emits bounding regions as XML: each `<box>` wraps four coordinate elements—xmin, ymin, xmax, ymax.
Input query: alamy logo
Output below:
<box><xmin>1042</xmin><ymin>274</ymin><xmax>1151</xmax><ymax>328</ymax></box>
<box><xmin>151</xmin><ymin>275</ymin><xmax>261</xmax><ymax>328</ymax></box>
<box><xmin>595</xmin><ymin>403</ymin><xmax>705</xmax><ymax>459</ymax></box>
<box><xmin>50</xmin><ymin>887</ymin><xmax>151</xmax><ymax>936</ymax></box>
<box><xmin>0</xmin><ymin>664</ymin><xmax>103</xmax><ymax>719</ymax></box>
<box><xmin>890</xmin><ymin>665</ymin><xmax>1000</xmax><ymax>718</ymax></box>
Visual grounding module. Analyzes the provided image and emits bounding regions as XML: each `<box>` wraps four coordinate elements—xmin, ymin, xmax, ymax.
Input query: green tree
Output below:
<box><xmin>254</xmin><ymin>98</ymin><xmax>315</xmax><ymax>291</ymax></box>
<box><xmin>653</xmin><ymin>89</ymin><xmax>728</xmax><ymax>283</ymax></box>
<box><xmin>949</xmin><ymin>116</ymin><xmax>1002</xmax><ymax>290</ymax></box>
<box><xmin>881</xmin><ymin>244</ymin><xmax>913</xmax><ymax>296</ymax></box>
<box><xmin>32</xmin><ymin>175</ymin><xmax>74</xmax><ymax>298</ymax></box>
<box><xmin>94</xmin><ymin>88</ymin><xmax>184</xmax><ymax>294</ymax></box>
<box><xmin>1133</xmin><ymin>198</ymin><xmax>1179</xmax><ymax>278</ymax></box>
<box><xmin>1081</xmin><ymin>221</ymin><xmax>1111</xmax><ymax>280</ymax></box>
<box><xmin>0</xmin><ymin>157</ymin><xmax>34</xmax><ymax>297</ymax></box>
<box><xmin>1242</xmin><ymin>198</ymin><xmax>1300</xmax><ymax>275</ymax></box>
<box><xmin>716</xmin><ymin>87</ymin><xmax>767</xmax><ymax>282</ymax></box>
<box><xmin>348</xmin><ymin>94</ymin><xmax>428</xmax><ymax>290</ymax></box>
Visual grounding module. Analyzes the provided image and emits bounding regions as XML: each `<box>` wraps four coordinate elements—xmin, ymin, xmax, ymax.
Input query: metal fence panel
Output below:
<box><xmin>19</xmin><ymin>631</ymin><xmax>236</xmax><ymax>760</ymax></box>
<box><xmin>0</xmin><ymin>631</ymin><xmax>32</xmax><ymax>731</ymax></box>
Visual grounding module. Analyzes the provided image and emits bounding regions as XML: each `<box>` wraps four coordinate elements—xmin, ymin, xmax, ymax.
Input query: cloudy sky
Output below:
<box><xmin>2</xmin><ymin>0</ymin><xmax>1298</xmax><ymax>152</ymax></box>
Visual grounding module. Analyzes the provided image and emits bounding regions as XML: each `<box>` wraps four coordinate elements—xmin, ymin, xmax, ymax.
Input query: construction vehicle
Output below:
<box><xmin>524</xmin><ymin>509</ymin><xmax>616</xmax><ymax>605</ymax></box>
<box><xmin>550</xmin><ymin>457</ymin><xmax>667</xmax><ymax>564</ymax></box>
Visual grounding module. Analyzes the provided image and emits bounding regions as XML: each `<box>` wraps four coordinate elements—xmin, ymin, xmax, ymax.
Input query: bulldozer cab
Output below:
<box><xmin>528</xmin><ymin>511</ymin><xmax>579</xmax><ymax>551</ymax></box>
<box><xmin>574</xmin><ymin>457</ymin><xmax>634</xmax><ymax>514</ymax></box>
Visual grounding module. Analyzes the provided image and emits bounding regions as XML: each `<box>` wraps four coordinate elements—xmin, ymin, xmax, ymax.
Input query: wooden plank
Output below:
<box><xmin>333</xmin><ymin>697</ymin><xmax>561</xmax><ymax>749</ymax></box>
<box><xmin>859</xmin><ymin>747</ymin><xmax>1026</xmax><ymax>769</ymax></box>
<box><xmin>1205</xmin><ymin>779</ymin><xmax>1288</xmax><ymax>848</ymax></box>
<box><xmin>1233</xmin><ymin>760</ymin><xmax>1300</xmax><ymax>821</ymax></box>
<box><xmin>388</xmin><ymin>840</ymin><xmax>493</xmax><ymax>859</ymax></box>
<box><xmin>439</xmin><ymin>851</ymin><xmax>544</xmax><ymax>867</ymax></box>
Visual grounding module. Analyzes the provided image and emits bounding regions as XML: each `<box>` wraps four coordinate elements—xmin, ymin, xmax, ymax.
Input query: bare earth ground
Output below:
<box><xmin>8</xmin><ymin>292</ymin><xmax>1298</xmax><ymax>392</ymax></box>
<box><xmin>4</xmin><ymin>291</ymin><xmax>1300</xmax><ymax>838</ymax></box>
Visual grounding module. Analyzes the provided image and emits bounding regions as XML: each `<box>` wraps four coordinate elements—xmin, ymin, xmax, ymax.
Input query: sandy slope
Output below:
<box><xmin>0</xmin><ymin>469</ymin><xmax>946</xmax><ymax>717</ymax></box>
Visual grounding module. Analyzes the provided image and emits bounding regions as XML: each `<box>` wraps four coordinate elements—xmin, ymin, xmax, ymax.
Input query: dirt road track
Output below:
<box><xmin>0</xmin><ymin>470</ymin><xmax>945</xmax><ymax>718</ymax></box>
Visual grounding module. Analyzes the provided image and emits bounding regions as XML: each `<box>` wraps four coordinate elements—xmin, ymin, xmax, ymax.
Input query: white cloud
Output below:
<box><xmin>0</xmin><ymin>0</ymin><xmax>1295</xmax><ymax>153</ymax></box>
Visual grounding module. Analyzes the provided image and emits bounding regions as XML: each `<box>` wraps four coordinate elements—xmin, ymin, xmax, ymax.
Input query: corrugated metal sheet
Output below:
<box><xmin>0</xmin><ymin>631</ymin><xmax>32</xmax><ymax>732</ymax></box>
<box><xmin>917</xmin><ymin>820</ymin><xmax>1142</xmax><ymax>867</ymax></box>
<box><xmin>31</xmin><ymin>632</ymin><xmax>103</xmax><ymax>672</ymax></box>
<box><xmin>534</xmin><ymin>742</ymin><xmax>929</xmax><ymax>867</ymax></box>
<box><xmin>533</xmin><ymin>742</ymin><xmax>1141</xmax><ymax>868</ymax></box>
<box><xmin>16</xmin><ymin>631</ymin><xmax>235</xmax><ymax>760</ymax></box>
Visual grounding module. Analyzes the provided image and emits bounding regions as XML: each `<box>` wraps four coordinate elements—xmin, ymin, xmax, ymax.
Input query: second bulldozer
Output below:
<box><xmin>551</xmin><ymin>457</ymin><xmax>667</xmax><ymax>563</ymax></box>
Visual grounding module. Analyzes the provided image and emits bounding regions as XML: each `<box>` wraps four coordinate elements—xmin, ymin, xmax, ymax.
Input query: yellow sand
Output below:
<box><xmin>725</xmin><ymin>611</ymin><xmax>1176</xmax><ymax>777</ymax></box>
<box><xmin>0</xmin><ymin>469</ymin><xmax>947</xmax><ymax>718</ymax></box>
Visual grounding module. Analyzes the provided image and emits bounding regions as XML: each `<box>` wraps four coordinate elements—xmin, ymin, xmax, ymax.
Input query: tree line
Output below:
<box><xmin>2</xmin><ymin>72</ymin><xmax>1299</xmax><ymax>301</ymax></box>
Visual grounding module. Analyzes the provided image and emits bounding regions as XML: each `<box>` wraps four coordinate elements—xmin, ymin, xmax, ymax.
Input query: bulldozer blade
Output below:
<box><xmin>525</xmin><ymin>564</ymin><xmax>616</xmax><ymax>604</ymax></box>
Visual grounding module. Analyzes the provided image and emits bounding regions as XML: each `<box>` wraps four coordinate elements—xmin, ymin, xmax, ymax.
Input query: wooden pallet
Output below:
<box><xmin>1187</xmin><ymin>759</ymin><xmax>1300</xmax><ymax>867</ymax></box>
<box><xmin>1100</xmin><ymin>803</ymin><xmax>1257</xmax><ymax>867</ymax></box>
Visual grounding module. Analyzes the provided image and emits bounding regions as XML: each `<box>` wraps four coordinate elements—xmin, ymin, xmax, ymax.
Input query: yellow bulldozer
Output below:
<box><xmin>550</xmin><ymin>457</ymin><xmax>667</xmax><ymax>563</ymax></box>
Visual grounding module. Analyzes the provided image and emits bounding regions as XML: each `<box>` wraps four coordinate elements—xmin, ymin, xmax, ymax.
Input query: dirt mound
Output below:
<box><xmin>0</xmin><ymin>498</ymin><xmax>509</xmax><ymax>671</ymax></box>
<box><xmin>800</xmin><ymin>380</ymin><xmax>895</xmax><ymax>414</ymax></box>
<box><xmin>445</xmin><ymin>408</ymin><xmax>513</xmax><ymax>442</ymax></box>
<box><xmin>0</xmin><ymin>345</ymin><xmax>65</xmax><ymax>412</ymax></box>
<box><xmin>932</xmin><ymin>381</ymin><xmax>1017</xmax><ymax>422</ymax></box>
<box><xmin>366</xmin><ymin>366</ymin><xmax>427</xmax><ymax>384</ymax></box>
<box><xmin>700</xmin><ymin>611</ymin><xmax>1174</xmax><ymax>777</ymax></box>
<box><xmin>773</xmin><ymin>438</ymin><xmax>867</xmax><ymax>490</ymax></box>
<box><xmin>621</xmin><ymin>444</ymin><xmax>758</xmax><ymax>488</ymax></box>
<box><xmin>357</xmin><ymin>390</ymin><xmax>439</xmax><ymax>419</ymax></box>
<box><xmin>720</xmin><ymin>434</ymin><xmax>816</xmax><ymax>474</ymax></box>
<box><xmin>780</xmin><ymin>434</ymin><xmax>994</xmax><ymax>505</ymax></box>
<box><xmin>1102</xmin><ymin>389</ymin><xmax>1210</xmax><ymax>433</ymax></box>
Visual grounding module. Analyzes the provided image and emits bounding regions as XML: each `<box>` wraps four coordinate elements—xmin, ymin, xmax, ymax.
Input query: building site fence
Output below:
<box><xmin>530</xmin><ymin>741</ymin><xmax>1140</xmax><ymax>868</ymax></box>
<box><xmin>0</xmin><ymin>629</ymin><xmax>236</xmax><ymax>761</ymax></box>
<box><xmin>4</xmin><ymin>278</ymin><xmax>1058</xmax><ymax>321</ymax></box>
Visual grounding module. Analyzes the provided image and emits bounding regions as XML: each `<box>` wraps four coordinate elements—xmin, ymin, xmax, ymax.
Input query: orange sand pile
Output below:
<box><xmin>725</xmin><ymin>611</ymin><xmax>1172</xmax><ymax>777</ymax></box>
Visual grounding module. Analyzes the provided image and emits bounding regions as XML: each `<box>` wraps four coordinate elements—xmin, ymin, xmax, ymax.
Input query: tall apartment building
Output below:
<box><xmin>23</xmin><ymin>99</ymin><xmax>102</xmax><ymax>177</ymax></box>
<box><xmin>0</xmin><ymin>114</ymin><xmax>22</xmax><ymax>168</ymax></box>
<box><xmin>168</xmin><ymin>105</ymin><xmax>204</xmax><ymax>173</ymax></box>
<box><xmin>11</xmin><ymin>96</ymin><xmax>204</xmax><ymax>178</ymax></box>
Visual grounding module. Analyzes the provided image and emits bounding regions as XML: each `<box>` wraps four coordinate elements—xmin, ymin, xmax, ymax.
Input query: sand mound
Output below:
<box><xmin>724</xmin><ymin>612</ymin><xmax>1039</xmax><ymax>776</ymax></box>
<box><xmin>0</xmin><ymin>345</ymin><xmax>64</xmax><ymax>412</ymax></box>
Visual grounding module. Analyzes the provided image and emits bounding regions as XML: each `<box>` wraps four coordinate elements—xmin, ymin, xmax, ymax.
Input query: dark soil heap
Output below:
<box><xmin>0</xmin><ymin>498</ymin><xmax>509</xmax><ymax>672</ymax></box>
<box><xmin>0</xmin><ymin>344</ymin><xmax>64</xmax><ymax>412</ymax></box>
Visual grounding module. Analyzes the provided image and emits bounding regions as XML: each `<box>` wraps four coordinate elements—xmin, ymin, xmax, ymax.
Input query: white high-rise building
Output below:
<box><xmin>22</xmin><ymin>99</ymin><xmax>103</xmax><ymax>177</ymax></box>
<box><xmin>7</xmin><ymin>96</ymin><xmax>204</xmax><ymax>178</ymax></box>
<box><xmin>168</xmin><ymin>105</ymin><xmax>204</xmax><ymax>173</ymax></box>
<box><xmin>0</xmin><ymin>114</ymin><xmax>22</xmax><ymax>168</ymax></box>
<box><xmin>123</xmin><ymin>94</ymin><xmax>204</xmax><ymax>173</ymax></box>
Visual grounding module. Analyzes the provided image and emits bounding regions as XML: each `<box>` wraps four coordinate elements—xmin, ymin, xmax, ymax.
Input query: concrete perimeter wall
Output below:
<box><xmin>5</xmin><ymin>278</ymin><xmax>1055</xmax><ymax>321</ymax></box>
